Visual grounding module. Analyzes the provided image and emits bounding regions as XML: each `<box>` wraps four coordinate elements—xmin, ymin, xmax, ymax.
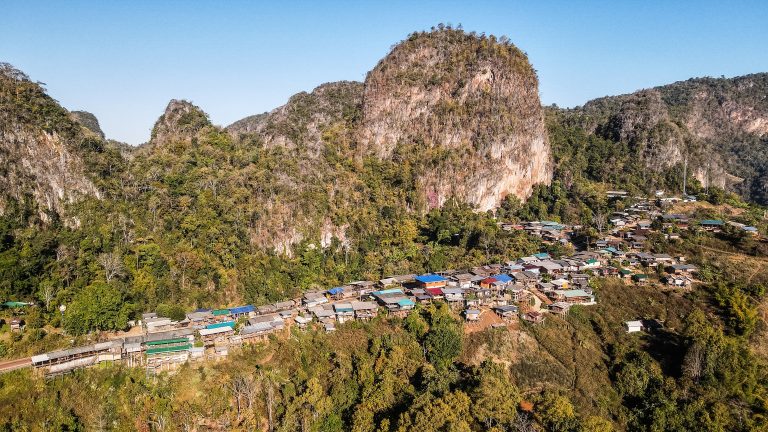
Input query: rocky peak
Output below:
<box><xmin>357</xmin><ymin>27</ymin><xmax>552</xmax><ymax>211</ymax></box>
<box><xmin>71</xmin><ymin>110</ymin><xmax>105</xmax><ymax>139</ymax></box>
<box><xmin>150</xmin><ymin>99</ymin><xmax>211</xmax><ymax>146</ymax></box>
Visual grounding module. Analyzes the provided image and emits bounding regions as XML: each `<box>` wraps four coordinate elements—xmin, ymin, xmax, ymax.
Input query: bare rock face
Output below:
<box><xmin>0</xmin><ymin>63</ymin><xmax>100</xmax><ymax>220</ymax></box>
<box><xmin>357</xmin><ymin>29</ymin><xmax>552</xmax><ymax>211</ymax></box>
<box><xmin>228</xmin><ymin>30</ymin><xmax>552</xmax><ymax>213</ymax></box>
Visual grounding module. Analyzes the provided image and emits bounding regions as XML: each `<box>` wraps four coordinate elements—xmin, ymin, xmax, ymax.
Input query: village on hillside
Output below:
<box><xmin>2</xmin><ymin>192</ymin><xmax>763</xmax><ymax>376</ymax></box>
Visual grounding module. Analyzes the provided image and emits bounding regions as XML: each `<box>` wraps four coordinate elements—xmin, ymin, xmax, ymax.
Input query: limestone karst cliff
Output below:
<box><xmin>567</xmin><ymin>73</ymin><xmax>768</xmax><ymax>202</ymax></box>
<box><xmin>229</xmin><ymin>28</ymin><xmax>552</xmax><ymax>212</ymax></box>
<box><xmin>0</xmin><ymin>63</ymin><xmax>101</xmax><ymax>220</ymax></box>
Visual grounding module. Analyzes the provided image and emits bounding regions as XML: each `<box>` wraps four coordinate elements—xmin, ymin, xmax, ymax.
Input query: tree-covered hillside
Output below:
<box><xmin>556</xmin><ymin>73</ymin><xmax>768</xmax><ymax>204</ymax></box>
<box><xmin>2</xmin><ymin>25</ymin><xmax>768</xmax><ymax>432</ymax></box>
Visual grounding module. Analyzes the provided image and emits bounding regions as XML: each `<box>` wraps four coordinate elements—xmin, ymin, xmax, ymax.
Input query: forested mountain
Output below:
<box><xmin>554</xmin><ymin>73</ymin><xmax>768</xmax><ymax>204</ymax></box>
<box><xmin>0</xmin><ymin>27</ymin><xmax>555</xmax><ymax>312</ymax></box>
<box><xmin>0</xmin><ymin>63</ymin><xmax>123</xmax><ymax>220</ymax></box>
<box><xmin>2</xmin><ymin>25</ymin><xmax>768</xmax><ymax>432</ymax></box>
<box><xmin>1</xmin><ymin>27</ymin><xmax>767</xmax><ymax>326</ymax></box>
<box><xmin>70</xmin><ymin>110</ymin><xmax>105</xmax><ymax>139</ymax></box>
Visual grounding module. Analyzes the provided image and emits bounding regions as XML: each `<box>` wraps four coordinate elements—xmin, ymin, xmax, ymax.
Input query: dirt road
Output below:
<box><xmin>0</xmin><ymin>357</ymin><xmax>31</xmax><ymax>373</ymax></box>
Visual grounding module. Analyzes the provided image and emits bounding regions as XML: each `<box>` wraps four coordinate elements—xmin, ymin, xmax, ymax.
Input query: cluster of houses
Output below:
<box><xmin>28</xmin><ymin>250</ymin><xmax>603</xmax><ymax>375</ymax></box>
<box><xmin>34</xmin><ymin>198</ymin><xmax>748</xmax><ymax>376</ymax></box>
<box><xmin>501</xmin><ymin>220</ymin><xmax>573</xmax><ymax>244</ymax></box>
<box><xmin>15</xmin><ymin>191</ymin><xmax>765</xmax><ymax>379</ymax></box>
<box><xmin>29</xmin><ymin>236</ymin><xmax>706</xmax><ymax>376</ymax></box>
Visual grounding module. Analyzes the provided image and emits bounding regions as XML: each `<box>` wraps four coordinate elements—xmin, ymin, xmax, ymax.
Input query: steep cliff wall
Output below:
<box><xmin>358</xmin><ymin>29</ymin><xmax>551</xmax><ymax>211</ymax></box>
<box><xmin>0</xmin><ymin>63</ymin><xmax>100</xmax><ymax>220</ymax></box>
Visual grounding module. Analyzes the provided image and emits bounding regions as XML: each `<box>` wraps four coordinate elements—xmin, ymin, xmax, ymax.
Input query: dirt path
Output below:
<box><xmin>0</xmin><ymin>357</ymin><xmax>31</xmax><ymax>373</ymax></box>
<box><xmin>464</xmin><ymin>309</ymin><xmax>505</xmax><ymax>334</ymax></box>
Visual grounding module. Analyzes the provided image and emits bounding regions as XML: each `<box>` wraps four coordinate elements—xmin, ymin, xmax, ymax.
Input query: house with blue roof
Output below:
<box><xmin>414</xmin><ymin>274</ymin><xmax>448</xmax><ymax>289</ymax></box>
<box><xmin>491</xmin><ymin>274</ymin><xmax>513</xmax><ymax>283</ymax></box>
<box><xmin>229</xmin><ymin>305</ymin><xmax>255</xmax><ymax>319</ymax></box>
<box><xmin>327</xmin><ymin>287</ymin><xmax>344</xmax><ymax>296</ymax></box>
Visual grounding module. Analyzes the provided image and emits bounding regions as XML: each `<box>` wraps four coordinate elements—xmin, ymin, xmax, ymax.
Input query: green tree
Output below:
<box><xmin>63</xmin><ymin>282</ymin><xmax>132</xmax><ymax>335</ymax></box>
<box><xmin>470</xmin><ymin>361</ymin><xmax>520</xmax><ymax>429</ymax></box>
<box><xmin>424</xmin><ymin>326</ymin><xmax>462</xmax><ymax>369</ymax></box>
<box><xmin>535</xmin><ymin>392</ymin><xmax>577</xmax><ymax>432</ymax></box>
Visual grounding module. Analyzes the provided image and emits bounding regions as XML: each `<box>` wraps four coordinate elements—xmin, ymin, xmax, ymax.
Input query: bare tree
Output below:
<box><xmin>56</xmin><ymin>244</ymin><xmax>72</xmax><ymax>262</ymax></box>
<box><xmin>228</xmin><ymin>374</ymin><xmax>258</xmax><ymax>420</ymax></box>
<box><xmin>39</xmin><ymin>281</ymin><xmax>57</xmax><ymax>311</ymax></box>
<box><xmin>593</xmin><ymin>211</ymin><xmax>606</xmax><ymax>234</ymax></box>
<box><xmin>682</xmin><ymin>342</ymin><xmax>706</xmax><ymax>382</ymax></box>
<box><xmin>259</xmin><ymin>370</ymin><xmax>284</xmax><ymax>432</ymax></box>
<box><xmin>511</xmin><ymin>411</ymin><xmax>537</xmax><ymax>432</ymax></box>
<box><xmin>148</xmin><ymin>411</ymin><xmax>168</xmax><ymax>432</ymax></box>
<box><xmin>98</xmin><ymin>252</ymin><xmax>125</xmax><ymax>282</ymax></box>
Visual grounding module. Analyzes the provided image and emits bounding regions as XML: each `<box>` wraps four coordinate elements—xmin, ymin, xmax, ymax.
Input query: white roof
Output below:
<box><xmin>351</xmin><ymin>301</ymin><xmax>378</xmax><ymax>311</ymax></box>
<box><xmin>625</xmin><ymin>320</ymin><xmax>643</xmax><ymax>327</ymax></box>
<box><xmin>295</xmin><ymin>316</ymin><xmax>313</xmax><ymax>324</ymax></box>
<box><xmin>199</xmin><ymin>326</ymin><xmax>233</xmax><ymax>336</ymax></box>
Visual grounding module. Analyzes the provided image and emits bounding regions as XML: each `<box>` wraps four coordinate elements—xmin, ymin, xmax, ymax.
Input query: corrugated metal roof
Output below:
<box><xmin>414</xmin><ymin>274</ymin><xmax>447</xmax><ymax>283</ymax></box>
<box><xmin>145</xmin><ymin>338</ymin><xmax>188</xmax><ymax>346</ymax></box>
<box><xmin>205</xmin><ymin>321</ymin><xmax>235</xmax><ymax>330</ymax></box>
<box><xmin>199</xmin><ymin>326</ymin><xmax>233</xmax><ymax>336</ymax></box>
<box><xmin>700</xmin><ymin>219</ymin><xmax>724</xmax><ymax>225</ymax></box>
<box><xmin>240</xmin><ymin>322</ymin><xmax>273</xmax><ymax>334</ymax></box>
<box><xmin>229</xmin><ymin>305</ymin><xmax>255</xmax><ymax>314</ymax></box>
<box><xmin>491</xmin><ymin>274</ymin><xmax>513</xmax><ymax>283</ymax></box>
<box><xmin>146</xmin><ymin>344</ymin><xmax>191</xmax><ymax>355</ymax></box>
<box><xmin>372</xmin><ymin>288</ymin><xmax>404</xmax><ymax>296</ymax></box>
<box><xmin>397</xmin><ymin>298</ymin><xmax>415</xmax><ymax>307</ymax></box>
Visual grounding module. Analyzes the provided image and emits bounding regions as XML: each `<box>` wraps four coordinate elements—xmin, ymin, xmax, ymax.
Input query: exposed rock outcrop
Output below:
<box><xmin>0</xmin><ymin>63</ymin><xmax>100</xmax><ymax>220</ymax></box>
<box><xmin>358</xmin><ymin>29</ymin><xmax>551</xmax><ymax>211</ymax></box>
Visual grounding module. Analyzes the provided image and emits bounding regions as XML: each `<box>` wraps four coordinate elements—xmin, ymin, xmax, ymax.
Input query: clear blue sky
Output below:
<box><xmin>2</xmin><ymin>1</ymin><xmax>767</xmax><ymax>144</ymax></box>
